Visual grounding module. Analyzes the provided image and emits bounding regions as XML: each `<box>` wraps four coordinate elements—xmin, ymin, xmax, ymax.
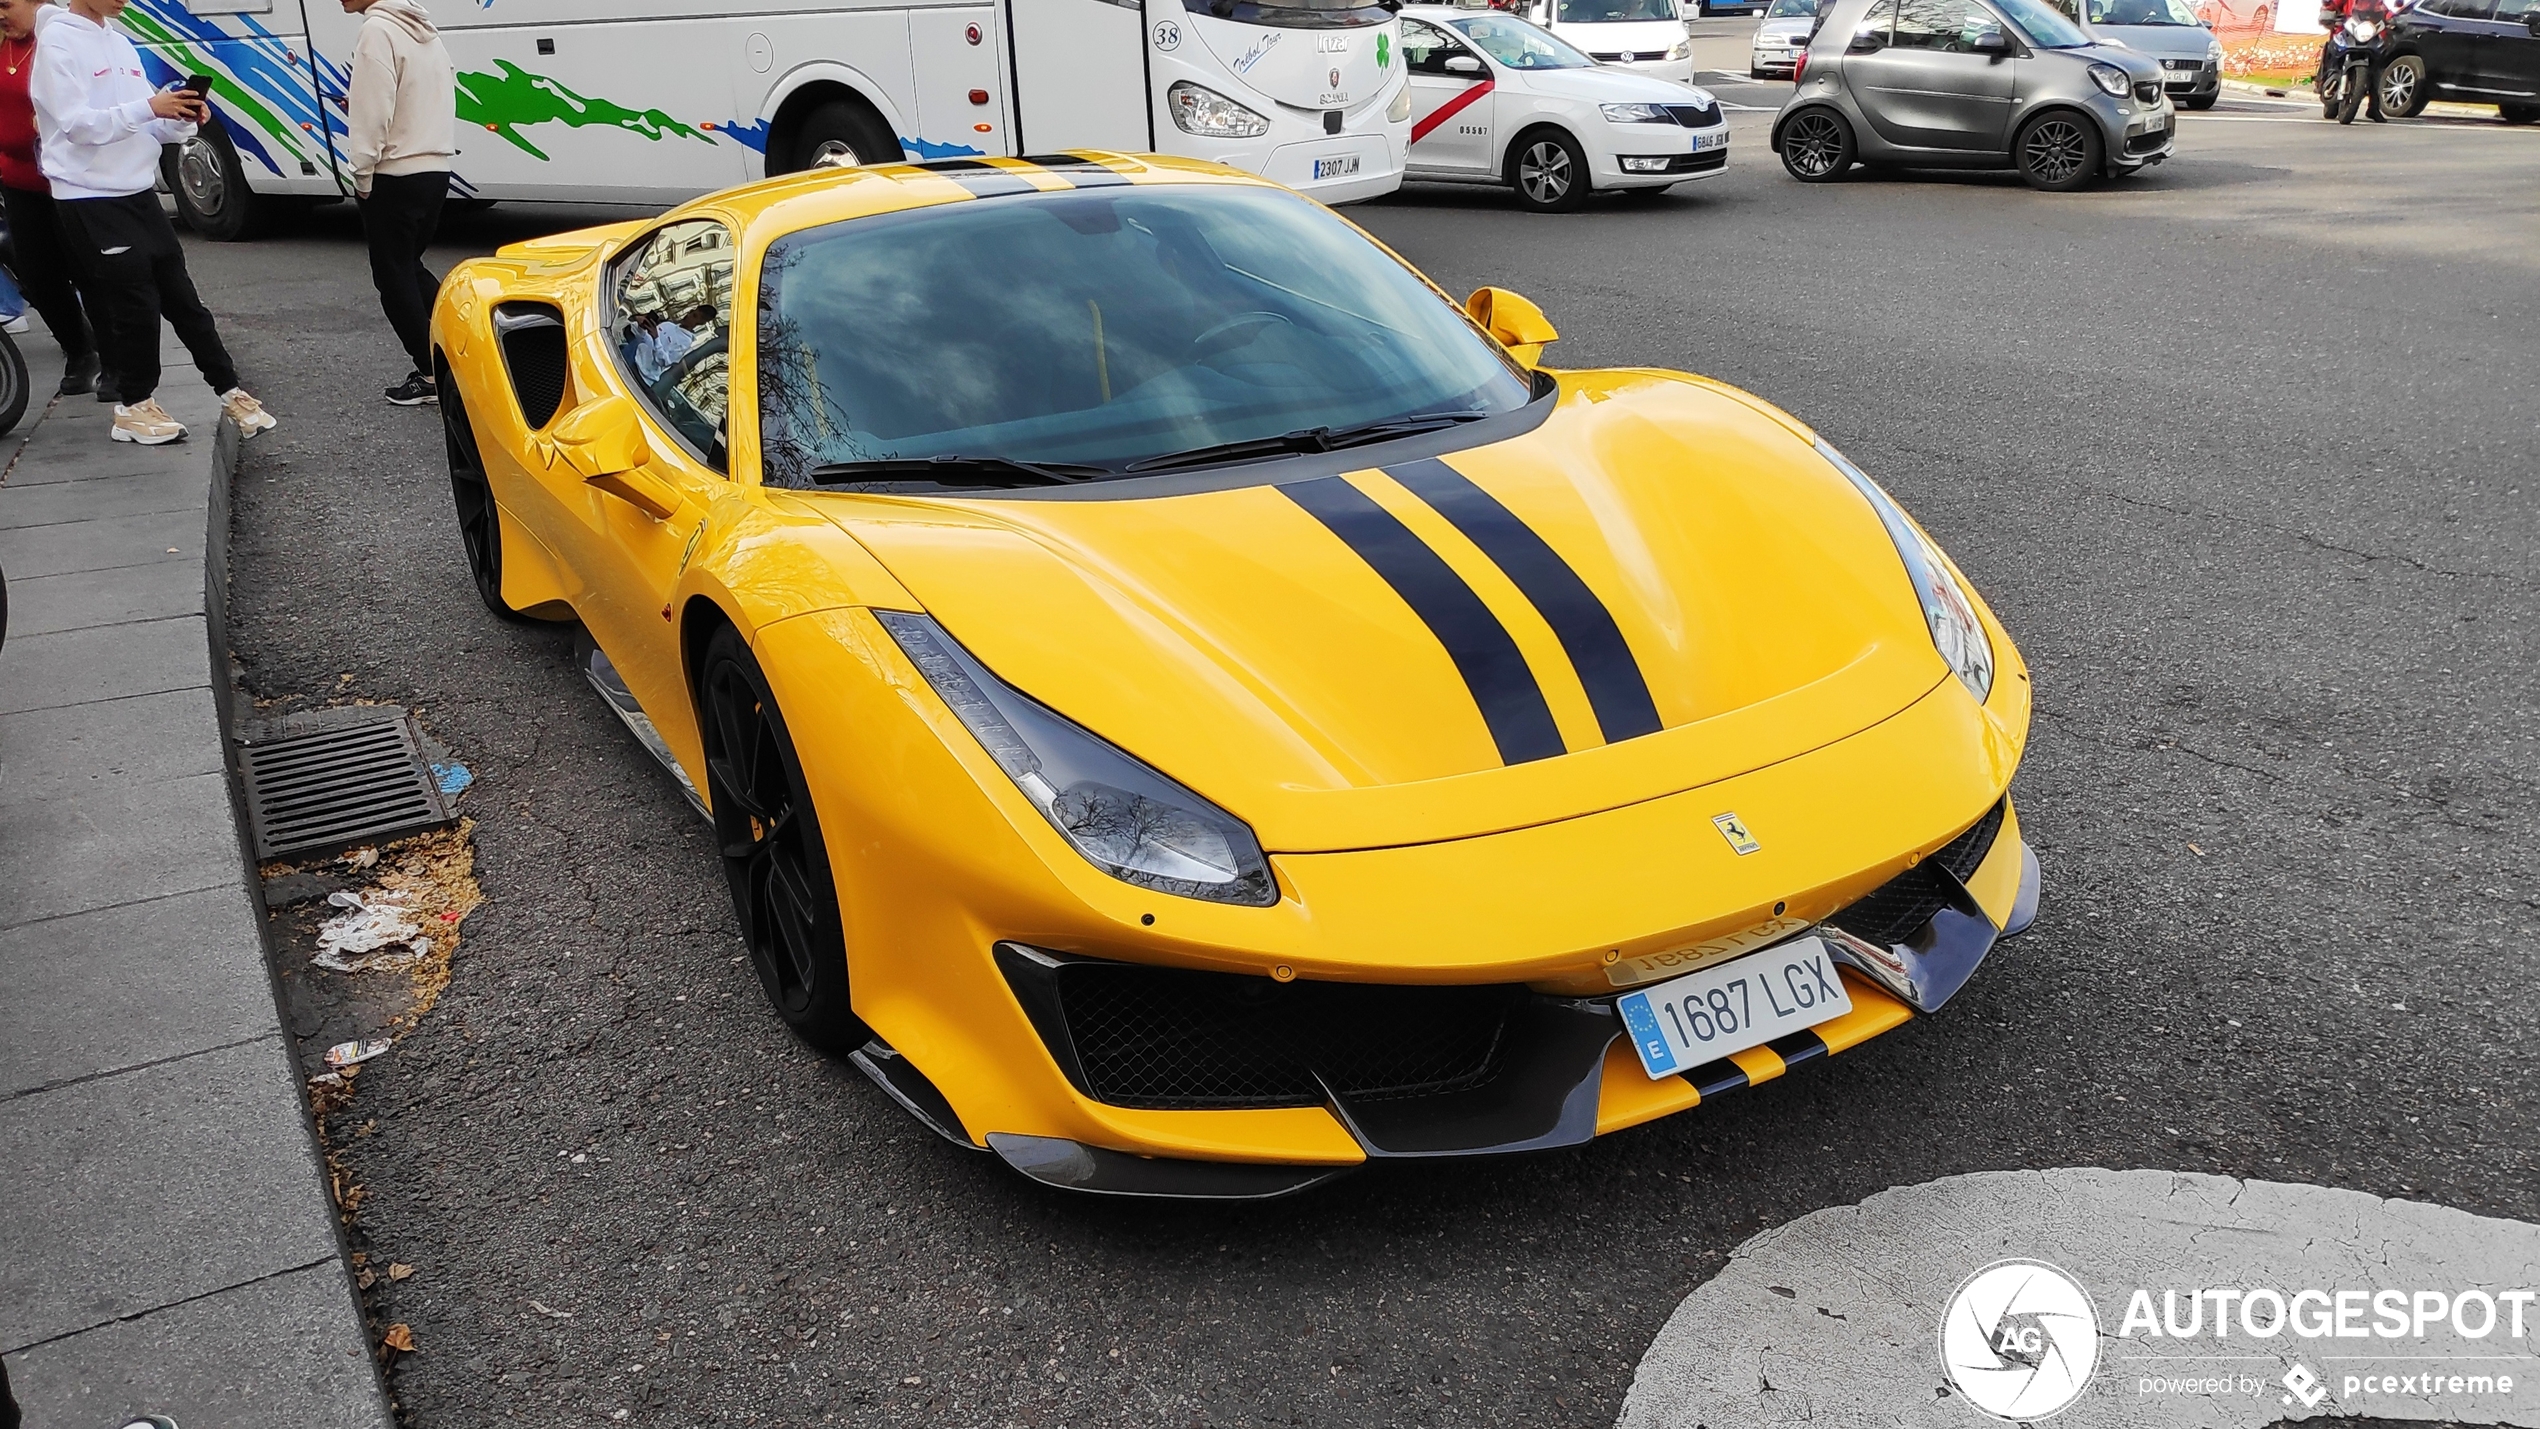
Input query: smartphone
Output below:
<box><xmin>183</xmin><ymin>73</ymin><xmax>218</xmax><ymax>99</ymax></box>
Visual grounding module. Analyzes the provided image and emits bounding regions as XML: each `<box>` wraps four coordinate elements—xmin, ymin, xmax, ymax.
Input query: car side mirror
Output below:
<box><xmin>550</xmin><ymin>394</ymin><xmax>676</xmax><ymax>518</ymax></box>
<box><xmin>1847</xmin><ymin>27</ymin><xmax>1886</xmax><ymax>51</ymax></box>
<box><xmin>1465</xmin><ymin>286</ymin><xmax>1558</xmax><ymax>368</ymax></box>
<box><xmin>1445</xmin><ymin>54</ymin><xmax>1485</xmax><ymax>73</ymax></box>
<box><xmin>1972</xmin><ymin>26</ymin><xmax>2010</xmax><ymax>53</ymax></box>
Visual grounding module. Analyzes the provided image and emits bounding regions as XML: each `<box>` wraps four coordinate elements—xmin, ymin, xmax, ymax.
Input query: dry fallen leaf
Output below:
<box><xmin>356</xmin><ymin>1269</ymin><xmax>377</xmax><ymax>1289</ymax></box>
<box><xmin>382</xmin><ymin>1323</ymin><xmax>416</xmax><ymax>1353</ymax></box>
<box><xmin>2187</xmin><ymin>843</ymin><xmax>2207</xmax><ymax>856</ymax></box>
<box><xmin>388</xmin><ymin>1263</ymin><xmax>415</xmax><ymax>1281</ymax></box>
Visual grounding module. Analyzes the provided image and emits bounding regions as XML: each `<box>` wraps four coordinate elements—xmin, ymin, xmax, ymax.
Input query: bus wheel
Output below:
<box><xmin>161</xmin><ymin>126</ymin><xmax>271</xmax><ymax>242</ymax></box>
<box><xmin>776</xmin><ymin>97</ymin><xmax>902</xmax><ymax>175</ymax></box>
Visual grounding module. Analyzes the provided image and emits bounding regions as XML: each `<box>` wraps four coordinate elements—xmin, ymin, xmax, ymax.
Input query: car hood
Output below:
<box><xmin>2071</xmin><ymin>42</ymin><xmax>2169</xmax><ymax>79</ymax></box>
<box><xmin>1507</xmin><ymin>64</ymin><xmax>1706</xmax><ymax>102</ymax></box>
<box><xmin>1547</xmin><ymin>17</ymin><xmax>1690</xmax><ymax>46</ymax></box>
<box><xmin>814</xmin><ymin>372</ymin><xmax>1955</xmax><ymax>854</ymax></box>
<box><xmin>2086</xmin><ymin>22</ymin><xmax>2216</xmax><ymax>57</ymax></box>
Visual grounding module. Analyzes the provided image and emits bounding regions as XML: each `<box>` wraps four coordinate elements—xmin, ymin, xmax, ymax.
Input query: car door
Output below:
<box><xmin>2403</xmin><ymin>0</ymin><xmax>2486</xmax><ymax>88</ymax></box>
<box><xmin>1403</xmin><ymin>18</ymin><xmax>1500</xmax><ymax>172</ymax></box>
<box><xmin>552</xmin><ymin>216</ymin><xmax>740</xmax><ymax>728</ymax></box>
<box><xmin>1847</xmin><ymin>0</ymin><xmax>2020</xmax><ymax>150</ymax></box>
<box><xmin>2477</xmin><ymin>0</ymin><xmax>2540</xmax><ymax>96</ymax></box>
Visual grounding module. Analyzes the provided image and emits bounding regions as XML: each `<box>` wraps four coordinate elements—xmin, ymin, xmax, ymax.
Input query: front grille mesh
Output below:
<box><xmin>1664</xmin><ymin>102</ymin><xmax>1723</xmax><ymax>127</ymax></box>
<box><xmin>1059</xmin><ymin>964</ymin><xmax>1521</xmax><ymax>1110</ymax></box>
<box><xmin>494</xmin><ymin>302</ymin><xmax>568</xmax><ymax>430</ymax></box>
<box><xmin>1827</xmin><ymin>800</ymin><xmax>2005</xmax><ymax>947</ymax></box>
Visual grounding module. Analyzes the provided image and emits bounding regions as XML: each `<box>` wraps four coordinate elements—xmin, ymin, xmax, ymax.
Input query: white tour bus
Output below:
<box><xmin>124</xmin><ymin>0</ymin><xmax>1411</xmax><ymax>239</ymax></box>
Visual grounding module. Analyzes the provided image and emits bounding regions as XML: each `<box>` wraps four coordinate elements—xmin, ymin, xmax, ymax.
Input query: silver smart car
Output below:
<box><xmin>1769</xmin><ymin>0</ymin><xmax>2175</xmax><ymax>189</ymax></box>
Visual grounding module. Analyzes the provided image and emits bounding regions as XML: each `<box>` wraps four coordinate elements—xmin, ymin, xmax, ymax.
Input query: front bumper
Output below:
<box><xmin>856</xmin><ymin>790</ymin><xmax>2037</xmax><ymax>1197</ymax></box>
<box><xmin>2160</xmin><ymin>61</ymin><xmax>2221</xmax><ymax>95</ymax></box>
<box><xmin>1751</xmin><ymin>42</ymin><xmax>1806</xmax><ymax>73</ymax></box>
<box><xmin>2113</xmin><ymin>103</ymin><xmax>2179</xmax><ymax>165</ymax></box>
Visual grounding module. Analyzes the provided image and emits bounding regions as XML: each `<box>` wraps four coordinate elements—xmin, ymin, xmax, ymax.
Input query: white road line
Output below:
<box><xmin>1618</xmin><ymin>1168</ymin><xmax>2540</xmax><ymax>1428</ymax></box>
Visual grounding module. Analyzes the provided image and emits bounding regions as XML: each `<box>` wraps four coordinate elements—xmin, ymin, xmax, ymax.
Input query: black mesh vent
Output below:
<box><xmin>494</xmin><ymin>302</ymin><xmax>568</xmax><ymax>430</ymax></box>
<box><xmin>1828</xmin><ymin>799</ymin><xmax>2006</xmax><ymax>947</ymax></box>
<box><xmin>1057</xmin><ymin>963</ymin><xmax>1522</xmax><ymax>1111</ymax></box>
<box><xmin>1664</xmin><ymin>102</ymin><xmax>1722</xmax><ymax>128</ymax></box>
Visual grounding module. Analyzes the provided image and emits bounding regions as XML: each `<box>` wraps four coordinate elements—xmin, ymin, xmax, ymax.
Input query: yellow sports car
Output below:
<box><xmin>430</xmin><ymin>152</ymin><xmax>2037</xmax><ymax>1199</ymax></box>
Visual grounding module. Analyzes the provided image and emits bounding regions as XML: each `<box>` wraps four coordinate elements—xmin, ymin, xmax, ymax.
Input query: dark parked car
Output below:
<box><xmin>2377</xmin><ymin>0</ymin><xmax>2540</xmax><ymax>120</ymax></box>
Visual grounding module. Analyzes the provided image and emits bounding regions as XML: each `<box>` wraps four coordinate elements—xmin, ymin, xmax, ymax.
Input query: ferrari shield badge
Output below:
<box><xmin>1712</xmin><ymin>812</ymin><xmax>1760</xmax><ymax>856</ymax></box>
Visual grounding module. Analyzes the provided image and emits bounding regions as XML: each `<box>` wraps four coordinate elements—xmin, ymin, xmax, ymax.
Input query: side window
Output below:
<box><xmin>2485</xmin><ymin>0</ymin><xmax>2528</xmax><ymax>18</ymax></box>
<box><xmin>1852</xmin><ymin>0</ymin><xmax>1900</xmax><ymax>42</ymax></box>
<box><xmin>1891</xmin><ymin>0</ymin><xmax>1999</xmax><ymax>47</ymax></box>
<box><xmin>1403</xmin><ymin>18</ymin><xmax>1482</xmax><ymax>72</ymax></box>
<box><xmin>610</xmin><ymin>218</ymin><xmax>735</xmax><ymax>472</ymax></box>
<box><xmin>2430</xmin><ymin>0</ymin><xmax>2493</xmax><ymax>15</ymax></box>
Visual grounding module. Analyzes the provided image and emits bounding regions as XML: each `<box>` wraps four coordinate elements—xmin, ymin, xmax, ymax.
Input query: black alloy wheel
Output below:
<box><xmin>696</xmin><ymin>624</ymin><xmax>867</xmax><ymax>1053</ymax></box>
<box><xmin>2015</xmin><ymin>112</ymin><xmax>2101</xmax><ymax>191</ymax></box>
<box><xmin>2377</xmin><ymin>55</ymin><xmax>2429</xmax><ymax>116</ymax></box>
<box><xmin>1509</xmin><ymin>129</ymin><xmax>1592</xmax><ymax>212</ymax></box>
<box><xmin>1780</xmin><ymin>108</ymin><xmax>1855</xmax><ymax>181</ymax></box>
<box><xmin>438</xmin><ymin>358</ymin><xmax>524</xmax><ymax>620</ymax></box>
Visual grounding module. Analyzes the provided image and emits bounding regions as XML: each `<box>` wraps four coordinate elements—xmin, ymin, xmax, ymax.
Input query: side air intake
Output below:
<box><xmin>492</xmin><ymin>301</ymin><xmax>568</xmax><ymax>429</ymax></box>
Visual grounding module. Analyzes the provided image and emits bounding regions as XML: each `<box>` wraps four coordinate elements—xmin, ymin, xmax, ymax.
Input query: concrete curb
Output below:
<box><xmin>0</xmin><ymin>353</ymin><xmax>394</xmax><ymax>1428</ymax></box>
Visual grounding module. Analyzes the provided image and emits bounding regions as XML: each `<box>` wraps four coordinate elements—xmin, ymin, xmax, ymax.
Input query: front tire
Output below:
<box><xmin>160</xmin><ymin>126</ymin><xmax>270</xmax><ymax>242</ymax></box>
<box><xmin>1508</xmin><ymin>129</ymin><xmax>1592</xmax><ymax>212</ymax></box>
<box><xmin>0</xmin><ymin>331</ymin><xmax>27</xmax><ymax>438</ymax></box>
<box><xmin>2501</xmin><ymin>103</ymin><xmax>2540</xmax><ymax>124</ymax></box>
<box><xmin>1780</xmin><ymin>107</ymin><xmax>1856</xmax><ymax>181</ymax></box>
<box><xmin>2336</xmin><ymin>62</ymin><xmax>2366</xmax><ymax>121</ymax></box>
<box><xmin>773</xmin><ymin>96</ymin><xmax>903</xmax><ymax>176</ymax></box>
<box><xmin>2015</xmin><ymin>111</ymin><xmax>2102</xmax><ymax>191</ymax></box>
<box><xmin>2376</xmin><ymin>54</ymin><xmax>2428</xmax><ymax>116</ymax></box>
<box><xmin>696</xmin><ymin>624</ymin><xmax>867</xmax><ymax>1054</ymax></box>
<box><xmin>437</xmin><ymin>356</ymin><xmax>525</xmax><ymax>621</ymax></box>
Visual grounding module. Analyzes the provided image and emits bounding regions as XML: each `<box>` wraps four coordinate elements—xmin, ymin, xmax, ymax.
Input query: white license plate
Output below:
<box><xmin>1313</xmin><ymin>154</ymin><xmax>1362</xmax><ymax>181</ymax></box>
<box><xmin>1694</xmin><ymin>130</ymin><xmax>1729</xmax><ymax>152</ymax></box>
<box><xmin>1616</xmin><ymin>936</ymin><xmax>1852</xmax><ymax>1079</ymax></box>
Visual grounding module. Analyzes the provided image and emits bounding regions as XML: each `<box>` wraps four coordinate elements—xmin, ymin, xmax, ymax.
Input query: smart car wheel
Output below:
<box><xmin>1509</xmin><ymin>130</ymin><xmax>1591</xmax><ymax>212</ymax></box>
<box><xmin>2500</xmin><ymin>103</ymin><xmax>2539</xmax><ymax>124</ymax></box>
<box><xmin>437</xmin><ymin>358</ymin><xmax>524</xmax><ymax>621</ymax></box>
<box><xmin>1780</xmin><ymin>108</ymin><xmax>1855</xmax><ymax>181</ymax></box>
<box><xmin>2015</xmin><ymin>112</ymin><xmax>2101</xmax><ymax>191</ymax></box>
<box><xmin>697</xmin><ymin>623</ymin><xmax>867</xmax><ymax>1054</ymax></box>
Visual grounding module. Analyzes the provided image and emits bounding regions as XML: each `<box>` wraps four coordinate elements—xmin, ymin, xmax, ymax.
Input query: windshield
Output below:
<box><xmin>1995</xmin><ymin>0</ymin><xmax>2092</xmax><ymax>42</ymax></box>
<box><xmin>1765</xmin><ymin>0</ymin><xmax>1822</xmax><ymax>14</ymax></box>
<box><xmin>755</xmin><ymin>186</ymin><xmax>1533</xmax><ymax>485</ymax></box>
<box><xmin>1556</xmin><ymin>0</ymin><xmax>1679</xmax><ymax>20</ymax></box>
<box><xmin>2084</xmin><ymin>0</ymin><xmax>2198</xmax><ymax>21</ymax></box>
<box><xmin>1181</xmin><ymin>0</ymin><xmax>1399</xmax><ymax>29</ymax></box>
<box><xmin>1449</xmin><ymin>14</ymin><xmax>1598</xmax><ymax>65</ymax></box>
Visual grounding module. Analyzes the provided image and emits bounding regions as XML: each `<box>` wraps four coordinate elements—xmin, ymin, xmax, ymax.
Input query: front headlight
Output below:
<box><xmin>1167</xmin><ymin>81</ymin><xmax>1272</xmax><ymax>139</ymax></box>
<box><xmin>1387</xmin><ymin>80</ymin><xmax>1412</xmax><ymax>123</ymax></box>
<box><xmin>2087</xmin><ymin>62</ymin><xmax>2132</xmax><ymax>96</ymax></box>
<box><xmin>878</xmin><ymin>611</ymin><xmax>1278</xmax><ymax>906</ymax></box>
<box><xmin>1816</xmin><ymin>442</ymin><xmax>1996</xmax><ymax>703</ymax></box>
<box><xmin>1666</xmin><ymin>39</ymin><xmax>1692</xmax><ymax>58</ymax></box>
<box><xmin>2344</xmin><ymin>17</ymin><xmax>2378</xmax><ymax>38</ymax></box>
<box><xmin>1601</xmin><ymin>101</ymin><xmax>1675</xmax><ymax>123</ymax></box>
<box><xmin>2206</xmin><ymin>37</ymin><xmax>2224</xmax><ymax>61</ymax></box>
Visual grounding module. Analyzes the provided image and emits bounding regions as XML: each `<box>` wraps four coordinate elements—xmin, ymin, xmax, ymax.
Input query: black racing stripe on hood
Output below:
<box><xmin>1279</xmin><ymin>476</ymin><xmax>1566</xmax><ymax>766</ymax></box>
<box><xmin>1386</xmin><ymin>457</ymin><xmax>1664</xmax><ymax>746</ymax></box>
<box><xmin>1017</xmin><ymin>153</ymin><xmax>1134</xmax><ymax>188</ymax></box>
<box><xmin>908</xmin><ymin>158</ymin><xmax>1041</xmax><ymax>198</ymax></box>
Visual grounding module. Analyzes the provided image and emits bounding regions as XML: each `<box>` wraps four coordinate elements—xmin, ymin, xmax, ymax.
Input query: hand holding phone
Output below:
<box><xmin>180</xmin><ymin>74</ymin><xmax>219</xmax><ymax>124</ymax></box>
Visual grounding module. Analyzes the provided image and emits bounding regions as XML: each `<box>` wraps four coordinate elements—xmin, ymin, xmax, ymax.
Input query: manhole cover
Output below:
<box><xmin>238</xmin><ymin>708</ymin><xmax>452</xmax><ymax>859</ymax></box>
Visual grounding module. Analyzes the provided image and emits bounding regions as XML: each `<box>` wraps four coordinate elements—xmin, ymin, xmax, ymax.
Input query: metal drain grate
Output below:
<box><xmin>238</xmin><ymin>709</ymin><xmax>452</xmax><ymax>859</ymax></box>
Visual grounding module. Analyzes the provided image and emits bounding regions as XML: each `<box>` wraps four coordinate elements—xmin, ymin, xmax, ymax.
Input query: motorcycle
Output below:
<box><xmin>2317</xmin><ymin>7</ymin><xmax>2388</xmax><ymax>123</ymax></box>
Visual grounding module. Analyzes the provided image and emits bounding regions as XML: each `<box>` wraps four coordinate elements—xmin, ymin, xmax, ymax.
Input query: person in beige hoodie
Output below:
<box><xmin>343</xmin><ymin>0</ymin><xmax>456</xmax><ymax>404</ymax></box>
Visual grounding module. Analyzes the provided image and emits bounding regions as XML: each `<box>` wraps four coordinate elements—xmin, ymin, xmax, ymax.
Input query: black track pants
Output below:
<box><xmin>358</xmin><ymin>170</ymin><xmax>449</xmax><ymax>372</ymax></box>
<box><xmin>58</xmin><ymin>190</ymin><xmax>238</xmax><ymax>406</ymax></box>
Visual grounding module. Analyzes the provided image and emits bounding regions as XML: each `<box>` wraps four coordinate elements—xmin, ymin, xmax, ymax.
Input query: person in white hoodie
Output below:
<box><xmin>28</xmin><ymin>0</ymin><xmax>274</xmax><ymax>444</ymax></box>
<box><xmin>342</xmin><ymin>0</ymin><xmax>456</xmax><ymax>406</ymax></box>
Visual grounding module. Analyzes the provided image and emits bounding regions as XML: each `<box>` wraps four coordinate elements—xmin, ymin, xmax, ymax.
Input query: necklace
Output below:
<box><xmin>2</xmin><ymin>36</ymin><xmax>24</xmax><ymax>75</ymax></box>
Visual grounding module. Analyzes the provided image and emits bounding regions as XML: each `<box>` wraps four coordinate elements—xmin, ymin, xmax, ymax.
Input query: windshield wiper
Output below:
<box><xmin>801</xmin><ymin>454</ymin><xmax>1112</xmax><ymax>488</ymax></box>
<box><xmin>1123</xmin><ymin>411</ymin><xmax>1491</xmax><ymax>474</ymax></box>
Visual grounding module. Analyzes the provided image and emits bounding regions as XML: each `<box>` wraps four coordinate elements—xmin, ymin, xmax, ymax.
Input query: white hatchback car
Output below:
<box><xmin>1400</xmin><ymin>7</ymin><xmax>1733</xmax><ymax>212</ymax></box>
<box><xmin>1520</xmin><ymin>0</ymin><xmax>1698</xmax><ymax>82</ymax></box>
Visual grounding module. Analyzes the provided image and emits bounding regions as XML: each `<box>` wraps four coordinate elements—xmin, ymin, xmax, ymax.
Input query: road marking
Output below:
<box><xmin>2186</xmin><ymin>115</ymin><xmax>2540</xmax><ymax>131</ymax></box>
<box><xmin>1618</xmin><ymin>1167</ymin><xmax>2540</xmax><ymax>1428</ymax></box>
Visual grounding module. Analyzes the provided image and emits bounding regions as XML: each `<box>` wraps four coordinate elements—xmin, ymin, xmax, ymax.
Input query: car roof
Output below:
<box><xmin>648</xmin><ymin>151</ymin><xmax>1281</xmax><ymax>244</ymax></box>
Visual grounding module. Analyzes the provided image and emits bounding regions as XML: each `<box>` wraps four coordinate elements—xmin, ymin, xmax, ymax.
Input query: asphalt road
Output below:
<box><xmin>193</xmin><ymin>78</ymin><xmax>2539</xmax><ymax>1427</ymax></box>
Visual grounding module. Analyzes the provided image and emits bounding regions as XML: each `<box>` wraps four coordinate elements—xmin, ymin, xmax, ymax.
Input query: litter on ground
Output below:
<box><xmin>324</xmin><ymin>1038</ymin><xmax>392</xmax><ymax>1069</ymax></box>
<box><xmin>314</xmin><ymin>890</ymin><xmax>430</xmax><ymax>972</ymax></box>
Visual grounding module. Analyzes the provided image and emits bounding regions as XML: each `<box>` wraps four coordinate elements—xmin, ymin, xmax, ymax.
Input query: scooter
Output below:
<box><xmin>2317</xmin><ymin>6</ymin><xmax>2388</xmax><ymax>123</ymax></box>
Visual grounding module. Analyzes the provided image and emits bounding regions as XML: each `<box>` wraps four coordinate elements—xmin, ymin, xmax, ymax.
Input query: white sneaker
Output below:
<box><xmin>111</xmin><ymin>399</ymin><xmax>187</xmax><ymax>446</ymax></box>
<box><xmin>220</xmin><ymin>387</ymin><xmax>277</xmax><ymax>437</ymax></box>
